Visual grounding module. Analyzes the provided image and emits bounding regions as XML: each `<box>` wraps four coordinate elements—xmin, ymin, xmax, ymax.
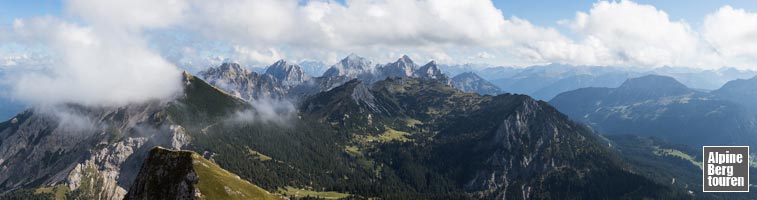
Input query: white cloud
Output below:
<box><xmin>555</xmin><ymin>0</ymin><xmax>703</xmax><ymax>67</ymax></box>
<box><xmin>6</xmin><ymin>0</ymin><xmax>185</xmax><ymax>107</ymax></box>
<box><xmin>231</xmin><ymin>46</ymin><xmax>284</xmax><ymax>66</ymax></box>
<box><xmin>7</xmin><ymin>0</ymin><xmax>757</xmax><ymax>108</ymax></box>
<box><xmin>176</xmin><ymin>0</ymin><xmax>725</xmax><ymax>68</ymax></box>
<box><xmin>702</xmin><ymin>6</ymin><xmax>757</xmax><ymax>67</ymax></box>
<box><xmin>231</xmin><ymin>98</ymin><xmax>296</xmax><ymax>125</ymax></box>
<box><xmin>183</xmin><ymin>0</ymin><xmax>528</xmax><ymax>64</ymax></box>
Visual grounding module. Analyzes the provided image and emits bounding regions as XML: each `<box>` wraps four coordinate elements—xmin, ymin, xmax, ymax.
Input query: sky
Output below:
<box><xmin>2</xmin><ymin>0</ymin><xmax>757</xmax><ymax>106</ymax></box>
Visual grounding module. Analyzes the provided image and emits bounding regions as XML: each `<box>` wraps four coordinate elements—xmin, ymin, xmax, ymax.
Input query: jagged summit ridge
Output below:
<box><xmin>265</xmin><ymin>59</ymin><xmax>311</xmax><ymax>86</ymax></box>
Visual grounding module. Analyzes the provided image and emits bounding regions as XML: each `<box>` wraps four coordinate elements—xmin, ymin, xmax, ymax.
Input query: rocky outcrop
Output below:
<box><xmin>199</xmin><ymin>63</ymin><xmax>289</xmax><ymax>101</ymax></box>
<box><xmin>265</xmin><ymin>60</ymin><xmax>311</xmax><ymax>86</ymax></box>
<box><xmin>124</xmin><ymin>147</ymin><xmax>278</xmax><ymax>200</ymax></box>
<box><xmin>124</xmin><ymin>147</ymin><xmax>199</xmax><ymax>200</ymax></box>
<box><xmin>0</xmin><ymin>73</ymin><xmax>210</xmax><ymax>200</ymax></box>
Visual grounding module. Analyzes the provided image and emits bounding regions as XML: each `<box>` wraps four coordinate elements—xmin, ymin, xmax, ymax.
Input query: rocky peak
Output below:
<box><xmin>265</xmin><ymin>59</ymin><xmax>311</xmax><ymax>85</ymax></box>
<box><xmin>416</xmin><ymin>61</ymin><xmax>445</xmax><ymax>79</ymax></box>
<box><xmin>322</xmin><ymin>54</ymin><xmax>374</xmax><ymax>77</ymax></box>
<box><xmin>381</xmin><ymin>55</ymin><xmax>417</xmax><ymax>78</ymax></box>
<box><xmin>198</xmin><ymin>62</ymin><xmax>288</xmax><ymax>101</ymax></box>
<box><xmin>198</xmin><ymin>62</ymin><xmax>252</xmax><ymax>84</ymax></box>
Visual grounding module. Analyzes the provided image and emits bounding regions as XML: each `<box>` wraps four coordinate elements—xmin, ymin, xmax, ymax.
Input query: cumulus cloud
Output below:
<box><xmin>182</xmin><ymin>0</ymin><xmax>541</xmax><ymax>64</ymax></box>
<box><xmin>702</xmin><ymin>6</ymin><xmax>757</xmax><ymax>67</ymax></box>
<box><xmin>555</xmin><ymin>0</ymin><xmax>703</xmax><ymax>67</ymax></box>
<box><xmin>231</xmin><ymin>46</ymin><xmax>284</xmax><ymax>66</ymax></box>
<box><xmin>7</xmin><ymin>0</ymin><xmax>757</xmax><ymax>109</ymax></box>
<box><xmin>175</xmin><ymin>0</ymin><xmax>728</xmax><ymax>68</ymax></box>
<box><xmin>5</xmin><ymin>0</ymin><xmax>184</xmax><ymax>106</ymax></box>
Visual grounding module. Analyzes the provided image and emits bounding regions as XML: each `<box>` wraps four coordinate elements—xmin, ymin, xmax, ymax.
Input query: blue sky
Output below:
<box><xmin>0</xmin><ymin>0</ymin><xmax>62</xmax><ymax>25</ymax></box>
<box><xmin>493</xmin><ymin>0</ymin><xmax>757</xmax><ymax>27</ymax></box>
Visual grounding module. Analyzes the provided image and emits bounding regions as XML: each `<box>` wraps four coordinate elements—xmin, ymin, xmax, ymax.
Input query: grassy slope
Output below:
<box><xmin>34</xmin><ymin>185</ymin><xmax>68</xmax><ymax>200</ymax></box>
<box><xmin>278</xmin><ymin>186</ymin><xmax>350</xmax><ymax>199</ymax></box>
<box><xmin>652</xmin><ymin>146</ymin><xmax>703</xmax><ymax>169</ymax></box>
<box><xmin>191</xmin><ymin>153</ymin><xmax>278</xmax><ymax>200</ymax></box>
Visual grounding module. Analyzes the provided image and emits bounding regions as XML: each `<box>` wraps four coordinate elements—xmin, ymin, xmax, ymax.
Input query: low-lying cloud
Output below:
<box><xmin>231</xmin><ymin>98</ymin><xmax>297</xmax><ymax>125</ymax></box>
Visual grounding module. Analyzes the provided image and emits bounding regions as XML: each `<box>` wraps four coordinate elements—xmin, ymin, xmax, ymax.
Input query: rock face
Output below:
<box><xmin>124</xmin><ymin>147</ymin><xmax>199</xmax><ymax>200</ymax></box>
<box><xmin>200</xmin><ymin>54</ymin><xmax>455</xmax><ymax>103</ymax></box>
<box><xmin>322</xmin><ymin>53</ymin><xmax>375</xmax><ymax>78</ymax></box>
<box><xmin>416</xmin><ymin>61</ymin><xmax>446</xmax><ymax>80</ymax></box>
<box><xmin>199</xmin><ymin>62</ymin><xmax>288</xmax><ymax>100</ymax></box>
<box><xmin>0</xmin><ymin>101</ymin><xmax>185</xmax><ymax>200</ymax></box>
<box><xmin>125</xmin><ymin>147</ymin><xmax>278</xmax><ymax>200</ymax></box>
<box><xmin>379</xmin><ymin>55</ymin><xmax>416</xmax><ymax>78</ymax></box>
<box><xmin>0</xmin><ymin>73</ymin><xmax>223</xmax><ymax>200</ymax></box>
<box><xmin>265</xmin><ymin>60</ymin><xmax>311</xmax><ymax>86</ymax></box>
<box><xmin>319</xmin><ymin>54</ymin><xmax>379</xmax><ymax>90</ymax></box>
<box><xmin>317</xmin><ymin>54</ymin><xmax>451</xmax><ymax>91</ymax></box>
<box><xmin>451</xmin><ymin>72</ymin><xmax>502</xmax><ymax>95</ymax></box>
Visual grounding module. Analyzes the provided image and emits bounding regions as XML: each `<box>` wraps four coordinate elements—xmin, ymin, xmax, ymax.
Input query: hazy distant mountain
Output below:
<box><xmin>439</xmin><ymin>64</ymin><xmax>757</xmax><ymax>101</ymax></box>
<box><xmin>490</xmin><ymin>64</ymin><xmax>642</xmax><ymax>100</ymax></box>
<box><xmin>298</xmin><ymin>60</ymin><xmax>328</xmax><ymax>77</ymax></box>
<box><xmin>712</xmin><ymin>76</ymin><xmax>757</xmax><ymax>112</ymax></box>
<box><xmin>439</xmin><ymin>63</ymin><xmax>492</xmax><ymax>77</ymax></box>
<box><xmin>451</xmin><ymin>72</ymin><xmax>502</xmax><ymax>95</ymax></box>
<box><xmin>652</xmin><ymin>67</ymin><xmax>757</xmax><ymax>90</ymax></box>
<box><xmin>550</xmin><ymin>75</ymin><xmax>757</xmax><ymax>148</ymax></box>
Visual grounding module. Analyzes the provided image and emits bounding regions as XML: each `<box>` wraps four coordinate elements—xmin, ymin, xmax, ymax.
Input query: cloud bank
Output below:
<box><xmin>3</xmin><ymin>0</ymin><xmax>757</xmax><ymax>106</ymax></box>
<box><xmin>5</xmin><ymin>0</ymin><xmax>184</xmax><ymax>106</ymax></box>
<box><xmin>169</xmin><ymin>0</ymin><xmax>757</xmax><ymax>69</ymax></box>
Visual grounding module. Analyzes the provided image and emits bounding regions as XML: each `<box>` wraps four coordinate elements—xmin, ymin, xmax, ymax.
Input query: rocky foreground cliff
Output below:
<box><xmin>124</xmin><ymin>147</ymin><xmax>276</xmax><ymax>200</ymax></box>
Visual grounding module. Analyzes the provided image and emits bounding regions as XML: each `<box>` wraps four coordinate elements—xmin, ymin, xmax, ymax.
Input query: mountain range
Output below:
<box><xmin>550</xmin><ymin>75</ymin><xmax>757</xmax><ymax>148</ymax></box>
<box><xmin>440</xmin><ymin>64</ymin><xmax>757</xmax><ymax>100</ymax></box>
<box><xmin>199</xmin><ymin>54</ymin><xmax>499</xmax><ymax>102</ymax></box>
<box><xmin>1</xmin><ymin>54</ymin><xmax>756</xmax><ymax>199</ymax></box>
<box><xmin>1</xmin><ymin>55</ymin><xmax>698</xmax><ymax>199</ymax></box>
